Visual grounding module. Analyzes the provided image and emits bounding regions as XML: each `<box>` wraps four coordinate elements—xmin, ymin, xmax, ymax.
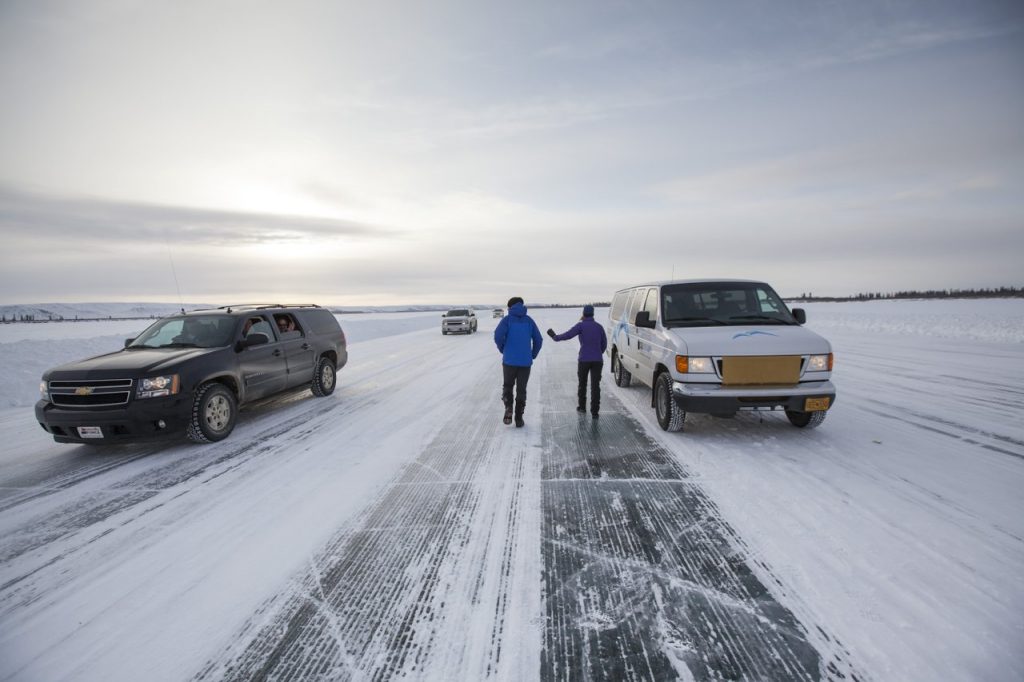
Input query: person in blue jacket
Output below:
<box><xmin>493</xmin><ymin>296</ymin><xmax>543</xmax><ymax>427</ymax></box>
<box><xmin>546</xmin><ymin>304</ymin><xmax>608</xmax><ymax>418</ymax></box>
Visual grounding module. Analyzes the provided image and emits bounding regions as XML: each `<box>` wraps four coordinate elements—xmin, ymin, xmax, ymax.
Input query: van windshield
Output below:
<box><xmin>661</xmin><ymin>283</ymin><xmax>797</xmax><ymax>327</ymax></box>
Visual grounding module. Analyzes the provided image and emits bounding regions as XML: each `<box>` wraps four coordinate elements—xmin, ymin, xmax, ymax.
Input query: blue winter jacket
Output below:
<box><xmin>494</xmin><ymin>303</ymin><xmax>543</xmax><ymax>367</ymax></box>
<box><xmin>553</xmin><ymin>318</ymin><xmax>607</xmax><ymax>362</ymax></box>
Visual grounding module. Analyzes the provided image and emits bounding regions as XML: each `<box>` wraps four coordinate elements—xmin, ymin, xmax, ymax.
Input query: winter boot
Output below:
<box><xmin>503</xmin><ymin>402</ymin><xmax>513</xmax><ymax>426</ymax></box>
<box><xmin>576</xmin><ymin>403</ymin><xmax>586</xmax><ymax>413</ymax></box>
<box><xmin>515</xmin><ymin>400</ymin><xmax>525</xmax><ymax>428</ymax></box>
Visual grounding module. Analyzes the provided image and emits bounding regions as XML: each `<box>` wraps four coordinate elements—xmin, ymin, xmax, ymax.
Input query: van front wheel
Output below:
<box><xmin>612</xmin><ymin>352</ymin><xmax>632</xmax><ymax>387</ymax></box>
<box><xmin>655</xmin><ymin>372</ymin><xmax>685</xmax><ymax>432</ymax></box>
<box><xmin>786</xmin><ymin>410</ymin><xmax>826</xmax><ymax>429</ymax></box>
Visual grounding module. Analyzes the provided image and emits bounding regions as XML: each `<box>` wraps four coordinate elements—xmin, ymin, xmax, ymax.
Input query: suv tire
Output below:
<box><xmin>786</xmin><ymin>410</ymin><xmax>826</xmax><ymax>429</ymax></box>
<box><xmin>655</xmin><ymin>372</ymin><xmax>685</xmax><ymax>432</ymax></box>
<box><xmin>311</xmin><ymin>356</ymin><xmax>337</xmax><ymax>397</ymax></box>
<box><xmin>187</xmin><ymin>382</ymin><xmax>237</xmax><ymax>443</ymax></box>
<box><xmin>612</xmin><ymin>351</ymin><xmax>632</xmax><ymax>387</ymax></box>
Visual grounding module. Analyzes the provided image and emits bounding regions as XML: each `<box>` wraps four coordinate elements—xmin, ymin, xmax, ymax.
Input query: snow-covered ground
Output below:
<box><xmin>0</xmin><ymin>300</ymin><xmax>1021</xmax><ymax>681</ymax></box>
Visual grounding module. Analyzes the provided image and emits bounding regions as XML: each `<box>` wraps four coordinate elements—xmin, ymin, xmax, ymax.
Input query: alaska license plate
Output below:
<box><xmin>804</xmin><ymin>397</ymin><xmax>830</xmax><ymax>411</ymax></box>
<box><xmin>77</xmin><ymin>426</ymin><xmax>103</xmax><ymax>439</ymax></box>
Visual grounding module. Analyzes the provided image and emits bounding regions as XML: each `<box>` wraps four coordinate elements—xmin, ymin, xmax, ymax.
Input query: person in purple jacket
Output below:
<box><xmin>546</xmin><ymin>304</ymin><xmax>608</xmax><ymax>418</ymax></box>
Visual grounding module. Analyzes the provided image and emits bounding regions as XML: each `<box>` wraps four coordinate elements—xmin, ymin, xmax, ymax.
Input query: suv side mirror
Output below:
<box><xmin>238</xmin><ymin>332</ymin><xmax>270</xmax><ymax>351</ymax></box>
<box><xmin>792</xmin><ymin>308</ymin><xmax>806</xmax><ymax>324</ymax></box>
<box><xmin>634</xmin><ymin>311</ymin><xmax>656</xmax><ymax>328</ymax></box>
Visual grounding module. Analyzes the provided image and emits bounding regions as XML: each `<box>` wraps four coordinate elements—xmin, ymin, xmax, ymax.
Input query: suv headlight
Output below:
<box><xmin>807</xmin><ymin>354</ymin><xmax>833</xmax><ymax>372</ymax></box>
<box><xmin>675</xmin><ymin>356</ymin><xmax>714</xmax><ymax>373</ymax></box>
<box><xmin>137</xmin><ymin>374</ymin><xmax>180</xmax><ymax>399</ymax></box>
<box><xmin>40</xmin><ymin>380</ymin><xmax>49</xmax><ymax>401</ymax></box>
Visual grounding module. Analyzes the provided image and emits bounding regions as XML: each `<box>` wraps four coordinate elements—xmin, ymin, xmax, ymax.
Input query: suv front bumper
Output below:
<box><xmin>35</xmin><ymin>396</ymin><xmax>193</xmax><ymax>444</ymax></box>
<box><xmin>672</xmin><ymin>380</ymin><xmax>836</xmax><ymax>414</ymax></box>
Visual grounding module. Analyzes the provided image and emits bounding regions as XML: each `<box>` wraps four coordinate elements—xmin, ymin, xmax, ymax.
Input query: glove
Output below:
<box><xmin>546</xmin><ymin>328</ymin><xmax>556</xmax><ymax>339</ymax></box>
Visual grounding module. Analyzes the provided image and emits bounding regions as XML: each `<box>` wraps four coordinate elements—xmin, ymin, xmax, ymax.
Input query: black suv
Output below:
<box><xmin>35</xmin><ymin>304</ymin><xmax>348</xmax><ymax>444</ymax></box>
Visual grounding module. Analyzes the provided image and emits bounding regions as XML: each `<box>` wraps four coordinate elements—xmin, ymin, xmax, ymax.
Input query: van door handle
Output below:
<box><xmin>301</xmin><ymin>343</ymin><xmax>310</xmax><ymax>350</ymax></box>
<box><xmin>273</xmin><ymin>349</ymin><xmax>282</xmax><ymax>357</ymax></box>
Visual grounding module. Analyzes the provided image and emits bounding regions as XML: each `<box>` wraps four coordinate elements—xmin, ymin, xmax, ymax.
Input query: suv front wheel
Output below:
<box><xmin>187</xmin><ymin>382</ymin><xmax>238</xmax><ymax>443</ymax></box>
<box><xmin>311</xmin><ymin>356</ymin><xmax>337</xmax><ymax>397</ymax></box>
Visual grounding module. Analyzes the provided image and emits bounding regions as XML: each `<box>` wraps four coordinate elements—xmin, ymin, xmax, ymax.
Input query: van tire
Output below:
<box><xmin>786</xmin><ymin>410</ymin><xmax>826</xmax><ymax>429</ymax></box>
<box><xmin>655</xmin><ymin>372</ymin><xmax>685</xmax><ymax>432</ymax></box>
<box><xmin>187</xmin><ymin>383</ymin><xmax>237</xmax><ymax>443</ymax></box>
<box><xmin>311</xmin><ymin>356</ymin><xmax>337</xmax><ymax>397</ymax></box>
<box><xmin>612</xmin><ymin>351</ymin><xmax>632</xmax><ymax>387</ymax></box>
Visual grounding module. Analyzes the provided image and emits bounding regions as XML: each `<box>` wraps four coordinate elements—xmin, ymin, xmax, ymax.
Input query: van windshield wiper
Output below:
<box><xmin>159</xmin><ymin>342</ymin><xmax>201</xmax><ymax>348</ymax></box>
<box><xmin>727</xmin><ymin>315</ymin><xmax>793</xmax><ymax>325</ymax></box>
<box><xmin>665</xmin><ymin>317</ymin><xmax>727</xmax><ymax>326</ymax></box>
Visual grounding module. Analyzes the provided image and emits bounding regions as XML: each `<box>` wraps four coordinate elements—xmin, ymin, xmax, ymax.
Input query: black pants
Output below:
<box><xmin>502</xmin><ymin>364</ymin><xmax>531</xmax><ymax>414</ymax></box>
<box><xmin>578</xmin><ymin>360</ymin><xmax>603</xmax><ymax>414</ymax></box>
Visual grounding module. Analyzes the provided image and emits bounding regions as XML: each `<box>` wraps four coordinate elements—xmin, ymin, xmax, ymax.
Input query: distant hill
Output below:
<box><xmin>0</xmin><ymin>300</ymin><xmax>609</xmax><ymax>322</ymax></box>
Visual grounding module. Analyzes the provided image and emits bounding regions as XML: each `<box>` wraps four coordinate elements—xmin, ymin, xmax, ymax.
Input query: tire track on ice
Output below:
<box><xmin>538</xmin><ymin>353</ymin><xmax>862</xmax><ymax>681</ymax></box>
<box><xmin>195</xmin><ymin>359</ymin><xmax>542</xmax><ymax>681</ymax></box>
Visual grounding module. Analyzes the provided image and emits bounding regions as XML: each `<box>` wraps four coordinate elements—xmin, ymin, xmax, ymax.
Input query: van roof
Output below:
<box><xmin>613</xmin><ymin>279</ymin><xmax>767</xmax><ymax>293</ymax></box>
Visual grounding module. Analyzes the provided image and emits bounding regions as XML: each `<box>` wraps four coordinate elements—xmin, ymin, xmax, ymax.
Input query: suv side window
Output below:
<box><xmin>299</xmin><ymin>309</ymin><xmax>342</xmax><ymax>335</ymax></box>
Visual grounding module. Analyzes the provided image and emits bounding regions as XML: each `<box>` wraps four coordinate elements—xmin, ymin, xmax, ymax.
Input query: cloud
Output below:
<box><xmin>0</xmin><ymin>185</ymin><xmax>392</xmax><ymax>247</ymax></box>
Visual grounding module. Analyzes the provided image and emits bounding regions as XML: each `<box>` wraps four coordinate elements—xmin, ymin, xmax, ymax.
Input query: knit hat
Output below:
<box><xmin>583</xmin><ymin>304</ymin><xmax>595</xmax><ymax>317</ymax></box>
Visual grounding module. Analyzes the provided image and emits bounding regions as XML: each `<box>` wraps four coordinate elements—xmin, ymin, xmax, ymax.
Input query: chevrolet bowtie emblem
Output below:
<box><xmin>75</xmin><ymin>387</ymin><xmax>93</xmax><ymax>396</ymax></box>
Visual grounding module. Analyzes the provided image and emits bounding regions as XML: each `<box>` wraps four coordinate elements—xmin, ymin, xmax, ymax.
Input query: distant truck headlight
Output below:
<box><xmin>807</xmin><ymin>354</ymin><xmax>833</xmax><ymax>372</ymax></box>
<box><xmin>137</xmin><ymin>374</ymin><xmax>180</xmax><ymax>399</ymax></box>
<box><xmin>40</xmin><ymin>380</ymin><xmax>49</xmax><ymax>401</ymax></box>
<box><xmin>675</xmin><ymin>356</ymin><xmax>714</xmax><ymax>373</ymax></box>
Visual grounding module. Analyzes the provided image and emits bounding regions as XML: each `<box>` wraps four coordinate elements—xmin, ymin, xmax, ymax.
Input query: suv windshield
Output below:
<box><xmin>446</xmin><ymin>310</ymin><xmax>469</xmax><ymax>317</ymax></box>
<box><xmin>129</xmin><ymin>315</ymin><xmax>237</xmax><ymax>348</ymax></box>
<box><xmin>661</xmin><ymin>282</ymin><xmax>797</xmax><ymax>327</ymax></box>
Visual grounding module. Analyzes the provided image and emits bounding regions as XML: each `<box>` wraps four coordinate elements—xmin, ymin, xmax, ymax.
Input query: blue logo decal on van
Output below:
<box><xmin>732</xmin><ymin>330</ymin><xmax>778</xmax><ymax>339</ymax></box>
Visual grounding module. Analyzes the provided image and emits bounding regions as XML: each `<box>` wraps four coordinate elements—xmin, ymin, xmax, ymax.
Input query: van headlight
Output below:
<box><xmin>807</xmin><ymin>354</ymin><xmax>833</xmax><ymax>372</ymax></box>
<box><xmin>675</xmin><ymin>356</ymin><xmax>714</xmax><ymax>373</ymax></box>
<box><xmin>40</xmin><ymin>381</ymin><xmax>49</xmax><ymax>401</ymax></box>
<box><xmin>137</xmin><ymin>374</ymin><xmax>180</xmax><ymax>399</ymax></box>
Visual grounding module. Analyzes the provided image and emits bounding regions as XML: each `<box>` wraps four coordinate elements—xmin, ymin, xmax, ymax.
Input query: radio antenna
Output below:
<box><xmin>163</xmin><ymin>233</ymin><xmax>184</xmax><ymax>310</ymax></box>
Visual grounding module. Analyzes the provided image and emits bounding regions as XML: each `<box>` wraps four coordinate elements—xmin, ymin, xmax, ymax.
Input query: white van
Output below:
<box><xmin>607</xmin><ymin>280</ymin><xmax>835</xmax><ymax>431</ymax></box>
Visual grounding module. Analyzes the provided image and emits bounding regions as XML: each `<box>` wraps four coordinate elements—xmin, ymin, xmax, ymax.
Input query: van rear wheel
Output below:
<box><xmin>786</xmin><ymin>410</ymin><xmax>827</xmax><ymax>429</ymax></box>
<box><xmin>655</xmin><ymin>372</ymin><xmax>685</xmax><ymax>432</ymax></box>
<box><xmin>612</xmin><ymin>352</ymin><xmax>632</xmax><ymax>387</ymax></box>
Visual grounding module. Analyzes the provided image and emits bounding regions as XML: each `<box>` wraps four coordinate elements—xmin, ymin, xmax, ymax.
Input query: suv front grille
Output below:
<box><xmin>49</xmin><ymin>379</ymin><xmax>133</xmax><ymax>408</ymax></box>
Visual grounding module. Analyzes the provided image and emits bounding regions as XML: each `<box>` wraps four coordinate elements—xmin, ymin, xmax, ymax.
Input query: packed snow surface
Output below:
<box><xmin>0</xmin><ymin>299</ymin><xmax>1021</xmax><ymax>681</ymax></box>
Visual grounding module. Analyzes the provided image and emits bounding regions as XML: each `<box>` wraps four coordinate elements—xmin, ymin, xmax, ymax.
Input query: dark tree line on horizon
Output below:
<box><xmin>789</xmin><ymin>286</ymin><xmax>1023</xmax><ymax>302</ymax></box>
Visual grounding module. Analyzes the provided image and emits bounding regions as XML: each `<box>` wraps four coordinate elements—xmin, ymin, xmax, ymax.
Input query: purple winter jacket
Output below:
<box><xmin>553</xmin><ymin>318</ymin><xmax>607</xmax><ymax>363</ymax></box>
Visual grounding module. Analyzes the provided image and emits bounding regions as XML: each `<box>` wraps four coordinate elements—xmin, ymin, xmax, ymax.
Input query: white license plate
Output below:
<box><xmin>77</xmin><ymin>426</ymin><xmax>103</xmax><ymax>439</ymax></box>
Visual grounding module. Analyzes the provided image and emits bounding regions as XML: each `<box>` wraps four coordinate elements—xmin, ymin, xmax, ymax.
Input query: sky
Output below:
<box><xmin>1</xmin><ymin>0</ymin><xmax>1022</xmax><ymax>305</ymax></box>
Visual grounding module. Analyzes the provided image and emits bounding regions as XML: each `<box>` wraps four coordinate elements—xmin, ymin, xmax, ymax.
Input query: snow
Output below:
<box><xmin>0</xmin><ymin>299</ymin><xmax>1022</xmax><ymax>681</ymax></box>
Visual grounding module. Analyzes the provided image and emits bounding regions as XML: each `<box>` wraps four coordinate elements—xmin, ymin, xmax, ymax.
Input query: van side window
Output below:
<box><xmin>625</xmin><ymin>288</ymin><xmax>644</xmax><ymax>323</ymax></box>
<box><xmin>642</xmin><ymin>288</ymin><xmax>658</xmax><ymax>319</ymax></box>
<box><xmin>610</xmin><ymin>291</ymin><xmax>628</xmax><ymax>321</ymax></box>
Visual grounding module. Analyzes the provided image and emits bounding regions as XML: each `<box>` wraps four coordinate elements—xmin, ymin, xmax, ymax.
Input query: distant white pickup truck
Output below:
<box><xmin>441</xmin><ymin>309</ymin><xmax>478</xmax><ymax>335</ymax></box>
<box><xmin>607</xmin><ymin>279</ymin><xmax>836</xmax><ymax>431</ymax></box>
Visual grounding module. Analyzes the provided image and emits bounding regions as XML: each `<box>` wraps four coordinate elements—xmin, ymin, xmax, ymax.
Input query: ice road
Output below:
<box><xmin>0</xmin><ymin>300</ymin><xmax>1022</xmax><ymax>681</ymax></box>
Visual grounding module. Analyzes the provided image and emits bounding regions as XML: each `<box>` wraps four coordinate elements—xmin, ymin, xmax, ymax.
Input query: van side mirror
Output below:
<box><xmin>124</xmin><ymin>338</ymin><xmax>135</xmax><ymax>348</ymax></box>
<box><xmin>792</xmin><ymin>308</ymin><xmax>807</xmax><ymax>324</ymax></box>
<box><xmin>634</xmin><ymin>311</ymin><xmax>656</xmax><ymax>328</ymax></box>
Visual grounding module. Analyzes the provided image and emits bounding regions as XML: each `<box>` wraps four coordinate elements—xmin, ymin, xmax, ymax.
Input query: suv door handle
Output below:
<box><xmin>273</xmin><ymin>349</ymin><xmax>282</xmax><ymax>357</ymax></box>
<box><xmin>301</xmin><ymin>343</ymin><xmax>310</xmax><ymax>350</ymax></box>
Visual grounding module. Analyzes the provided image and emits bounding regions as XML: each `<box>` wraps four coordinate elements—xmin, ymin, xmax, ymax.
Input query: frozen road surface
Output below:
<box><xmin>0</xmin><ymin>301</ymin><xmax>1022</xmax><ymax>681</ymax></box>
